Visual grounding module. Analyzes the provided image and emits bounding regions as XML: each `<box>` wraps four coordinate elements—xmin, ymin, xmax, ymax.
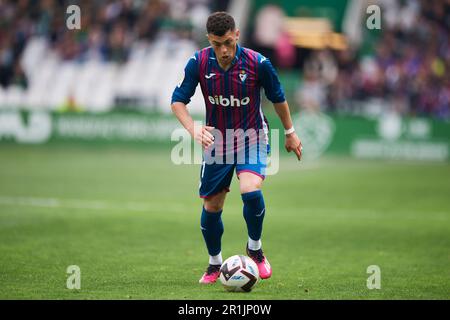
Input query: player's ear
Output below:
<box><xmin>235</xmin><ymin>29</ymin><xmax>240</xmax><ymax>41</ymax></box>
<box><xmin>206</xmin><ymin>33</ymin><xmax>213</xmax><ymax>46</ymax></box>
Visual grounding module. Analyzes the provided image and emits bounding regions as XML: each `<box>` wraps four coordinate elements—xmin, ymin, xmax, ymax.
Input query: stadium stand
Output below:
<box><xmin>0</xmin><ymin>0</ymin><xmax>211</xmax><ymax>113</ymax></box>
<box><xmin>0</xmin><ymin>0</ymin><xmax>448</xmax><ymax>119</ymax></box>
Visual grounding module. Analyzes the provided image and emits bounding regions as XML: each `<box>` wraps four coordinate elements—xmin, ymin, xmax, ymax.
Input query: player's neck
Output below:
<box><xmin>218</xmin><ymin>60</ymin><xmax>232</xmax><ymax>71</ymax></box>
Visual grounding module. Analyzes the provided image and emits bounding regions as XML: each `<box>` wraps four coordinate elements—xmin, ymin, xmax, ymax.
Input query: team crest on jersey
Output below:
<box><xmin>239</xmin><ymin>70</ymin><xmax>247</xmax><ymax>82</ymax></box>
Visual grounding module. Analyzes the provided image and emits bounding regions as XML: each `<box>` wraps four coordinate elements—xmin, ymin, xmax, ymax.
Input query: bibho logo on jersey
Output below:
<box><xmin>208</xmin><ymin>95</ymin><xmax>250</xmax><ymax>107</ymax></box>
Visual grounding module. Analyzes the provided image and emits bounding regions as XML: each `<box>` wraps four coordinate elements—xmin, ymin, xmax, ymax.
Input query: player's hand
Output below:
<box><xmin>285</xmin><ymin>132</ymin><xmax>302</xmax><ymax>161</ymax></box>
<box><xmin>193</xmin><ymin>125</ymin><xmax>215</xmax><ymax>148</ymax></box>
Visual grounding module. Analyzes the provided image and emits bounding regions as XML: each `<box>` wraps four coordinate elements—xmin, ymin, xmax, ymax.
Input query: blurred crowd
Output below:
<box><xmin>296</xmin><ymin>0</ymin><xmax>450</xmax><ymax>119</ymax></box>
<box><xmin>0</xmin><ymin>0</ymin><xmax>449</xmax><ymax>119</ymax></box>
<box><xmin>0</xmin><ymin>0</ymin><xmax>222</xmax><ymax>88</ymax></box>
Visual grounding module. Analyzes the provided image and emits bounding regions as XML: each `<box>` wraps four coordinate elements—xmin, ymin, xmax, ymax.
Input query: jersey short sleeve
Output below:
<box><xmin>171</xmin><ymin>53</ymin><xmax>200</xmax><ymax>105</ymax></box>
<box><xmin>258</xmin><ymin>55</ymin><xmax>286</xmax><ymax>104</ymax></box>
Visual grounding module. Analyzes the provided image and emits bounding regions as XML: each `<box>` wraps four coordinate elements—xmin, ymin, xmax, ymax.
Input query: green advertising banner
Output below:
<box><xmin>288</xmin><ymin>112</ymin><xmax>450</xmax><ymax>161</ymax></box>
<box><xmin>0</xmin><ymin>110</ymin><xmax>180</xmax><ymax>145</ymax></box>
<box><xmin>0</xmin><ymin>110</ymin><xmax>449</xmax><ymax>161</ymax></box>
<box><xmin>267</xmin><ymin>111</ymin><xmax>450</xmax><ymax>161</ymax></box>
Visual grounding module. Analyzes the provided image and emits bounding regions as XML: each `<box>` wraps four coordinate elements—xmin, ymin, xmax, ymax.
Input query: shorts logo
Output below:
<box><xmin>208</xmin><ymin>95</ymin><xmax>250</xmax><ymax>107</ymax></box>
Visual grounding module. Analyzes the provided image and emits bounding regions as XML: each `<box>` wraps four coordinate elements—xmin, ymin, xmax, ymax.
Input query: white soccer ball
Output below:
<box><xmin>219</xmin><ymin>255</ymin><xmax>259</xmax><ymax>292</ymax></box>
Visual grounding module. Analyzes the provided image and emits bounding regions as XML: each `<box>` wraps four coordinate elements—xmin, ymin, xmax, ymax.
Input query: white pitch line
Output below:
<box><xmin>0</xmin><ymin>196</ymin><xmax>448</xmax><ymax>221</ymax></box>
<box><xmin>0</xmin><ymin>196</ymin><xmax>157</xmax><ymax>212</ymax></box>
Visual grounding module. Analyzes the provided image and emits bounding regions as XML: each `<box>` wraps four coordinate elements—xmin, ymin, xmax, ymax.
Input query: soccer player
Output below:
<box><xmin>171</xmin><ymin>12</ymin><xmax>302</xmax><ymax>284</ymax></box>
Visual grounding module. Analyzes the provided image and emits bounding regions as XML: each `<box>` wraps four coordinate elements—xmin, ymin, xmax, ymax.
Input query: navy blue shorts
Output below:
<box><xmin>199</xmin><ymin>148</ymin><xmax>268</xmax><ymax>199</ymax></box>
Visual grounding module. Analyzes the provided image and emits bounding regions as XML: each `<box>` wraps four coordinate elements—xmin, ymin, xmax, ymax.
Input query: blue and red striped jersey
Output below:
<box><xmin>171</xmin><ymin>44</ymin><xmax>285</xmax><ymax>155</ymax></box>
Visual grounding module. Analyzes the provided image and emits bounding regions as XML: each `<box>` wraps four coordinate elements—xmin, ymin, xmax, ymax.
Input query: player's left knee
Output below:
<box><xmin>240</xmin><ymin>182</ymin><xmax>261</xmax><ymax>194</ymax></box>
<box><xmin>239</xmin><ymin>173</ymin><xmax>263</xmax><ymax>194</ymax></box>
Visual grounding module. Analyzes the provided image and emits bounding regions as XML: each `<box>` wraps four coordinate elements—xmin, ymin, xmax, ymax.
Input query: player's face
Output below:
<box><xmin>207</xmin><ymin>29</ymin><xmax>240</xmax><ymax>66</ymax></box>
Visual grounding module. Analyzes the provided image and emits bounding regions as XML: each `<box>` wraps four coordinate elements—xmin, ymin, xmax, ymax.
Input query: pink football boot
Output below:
<box><xmin>246</xmin><ymin>245</ymin><xmax>272</xmax><ymax>279</ymax></box>
<box><xmin>198</xmin><ymin>264</ymin><xmax>221</xmax><ymax>284</ymax></box>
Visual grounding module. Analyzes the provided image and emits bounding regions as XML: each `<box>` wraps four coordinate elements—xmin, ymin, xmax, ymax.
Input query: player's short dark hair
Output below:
<box><xmin>206</xmin><ymin>12</ymin><xmax>236</xmax><ymax>36</ymax></box>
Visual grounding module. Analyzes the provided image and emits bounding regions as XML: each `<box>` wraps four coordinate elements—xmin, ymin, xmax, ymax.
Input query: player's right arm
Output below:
<box><xmin>171</xmin><ymin>54</ymin><xmax>214</xmax><ymax>148</ymax></box>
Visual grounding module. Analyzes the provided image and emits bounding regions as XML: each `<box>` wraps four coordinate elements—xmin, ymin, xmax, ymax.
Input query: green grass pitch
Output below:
<box><xmin>0</xmin><ymin>144</ymin><xmax>449</xmax><ymax>299</ymax></box>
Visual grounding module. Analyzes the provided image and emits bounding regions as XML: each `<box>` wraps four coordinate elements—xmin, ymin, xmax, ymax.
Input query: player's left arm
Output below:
<box><xmin>258</xmin><ymin>56</ymin><xmax>302</xmax><ymax>161</ymax></box>
<box><xmin>273</xmin><ymin>101</ymin><xmax>302</xmax><ymax>161</ymax></box>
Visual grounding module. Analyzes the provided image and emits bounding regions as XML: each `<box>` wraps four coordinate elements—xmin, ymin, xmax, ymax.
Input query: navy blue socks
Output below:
<box><xmin>241</xmin><ymin>190</ymin><xmax>265</xmax><ymax>248</ymax></box>
<box><xmin>200</xmin><ymin>207</ymin><xmax>224</xmax><ymax>257</ymax></box>
<box><xmin>200</xmin><ymin>190</ymin><xmax>265</xmax><ymax>261</ymax></box>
